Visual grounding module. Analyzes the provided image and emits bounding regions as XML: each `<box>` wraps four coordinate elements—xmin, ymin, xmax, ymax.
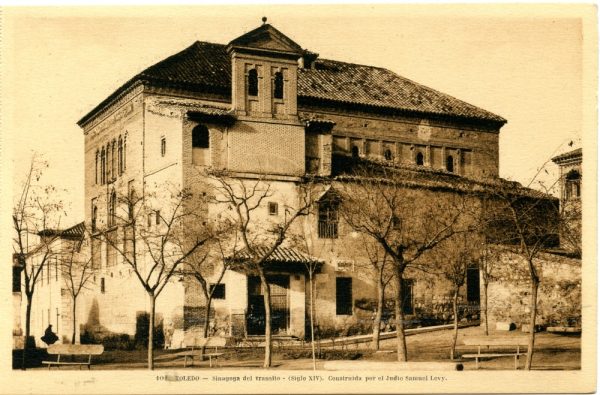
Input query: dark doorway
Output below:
<box><xmin>466</xmin><ymin>267</ymin><xmax>480</xmax><ymax>303</ymax></box>
<box><xmin>247</xmin><ymin>276</ymin><xmax>290</xmax><ymax>335</ymax></box>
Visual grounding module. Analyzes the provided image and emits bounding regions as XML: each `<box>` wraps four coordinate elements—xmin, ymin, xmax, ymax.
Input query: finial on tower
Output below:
<box><xmin>262</xmin><ymin>16</ymin><xmax>267</xmax><ymax>25</ymax></box>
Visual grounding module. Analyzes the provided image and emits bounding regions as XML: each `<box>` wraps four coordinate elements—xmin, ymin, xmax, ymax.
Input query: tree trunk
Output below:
<box><xmin>450</xmin><ymin>287</ymin><xmax>459</xmax><ymax>360</ymax></box>
<box><xmin>482</xmin><ymin>279</ymin><xmax>489</xmax><ymax>336</ymax></box>
<box><xmin>71</xmin><ymin>299</ymin><xmax>77</xmax><ymax>344</ymax></box>
<box><xmin>259</xmin><ymin>271</ymin><xmax>272</xmax><ymax>368</ymax></box>
<box><xmin>393</xmin><ymin>269</ymin><xmax>407</xmax><ymax>362</ymax></box>
<box><xmin>148</xmin><ymin>294</ymin><xmax>156</xmax><ymax>370</ymax></box>
<box><xmin>22</xmin><ymin>295</ymin><xmax>33</xmax><ymax>370</ymax></box>
<box><xmin>308</xmin><ymin>270</ymin><xmax>316</xmax><ymax>371</ymax></box>
<box><xmin>201</xmin><ymin>295</ymin><xmax>213</xmax><ymax>357</ymax></box>
<box><xmin>372</xmin><ymin>272</ymin><xmax>384</xmax><ymax>351</ymax></box>
<box><xmin>525</xmin><ymin>278</ymin><xmax>539</xmax><ymax>370</ymax></box>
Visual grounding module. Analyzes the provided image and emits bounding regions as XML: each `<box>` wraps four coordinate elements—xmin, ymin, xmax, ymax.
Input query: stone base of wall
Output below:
<box><xmin>485</xmin><ymin>248</ymin><xmax>581</xmax><ymax>328</ymax></box>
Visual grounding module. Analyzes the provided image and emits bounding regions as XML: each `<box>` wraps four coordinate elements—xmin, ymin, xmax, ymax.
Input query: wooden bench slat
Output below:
<box><xmin>462</xmin><ymin>353</ymin><xmax>521</xmax><ymax>358</ymax></box>
<box><xmin>47</xmin><ymin>344</ymin><xmax>104</xmax><ymax>355</ymax></box>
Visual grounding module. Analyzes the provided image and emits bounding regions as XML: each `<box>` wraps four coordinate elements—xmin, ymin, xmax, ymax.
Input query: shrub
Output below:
<box><xmin>135</xmin><ymin>312</ymin><xmax>164</xmax><ymax>349</ymax></box>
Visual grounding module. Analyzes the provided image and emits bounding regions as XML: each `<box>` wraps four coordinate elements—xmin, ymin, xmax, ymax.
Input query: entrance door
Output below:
<box><xmin>247</xmin><ymin>276</ymin><xmax>290</xmax><ymax>335</ymax></box>
<box><xmin>466</xmin><ymin>267</ymin><xmax>480</xmax><ymax>303</ymax></box>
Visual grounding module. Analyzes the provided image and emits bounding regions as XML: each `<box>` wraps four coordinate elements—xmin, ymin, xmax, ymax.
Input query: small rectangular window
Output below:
<box><xmin>268</xmin><ymin>202</ymin><xmax>278</xmax><ymax>216</ymax></box>
<box><xmin>100</xmin><ymin>277</ymin><xmax>105</xmax><ymax>293</ymax></box>
<box><xmin>336</xmin><ymin>277</ymin><xmax>353</xmax><ymax>315</ymax></box>
<box><xmin>318</xmin><ymin>200</ymin><xmax>339</xmax><ymax>239</ymax></box>
<box><xmin>148</xmin><ymin>213</ymin><xmax>152</xmax><ymax>227</ymax></box>
<box><xmin>155</xmin><ymin>210</ymin><xmax>160</xmax><ymax>225</ymax></box>
<box><xmin>210</xmin><ymin>283</ymin><xmax>226</xmax><ymax>300</ymax></box>
<box><xmin>13</xmin><ymin>267</ymin><xmax>21</xmax><ymax>293</ymax></box>
<box><xmin>161</xmin><ymin>137</ymin><xmax>166</xmax><ymax>157</ymax></box>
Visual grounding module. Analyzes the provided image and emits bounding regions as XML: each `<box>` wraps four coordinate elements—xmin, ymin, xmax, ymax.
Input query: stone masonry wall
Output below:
<box><xmin>485</xmin><ymin>249</ymin><xmax>581</xmax><ymax>328</ymax></box>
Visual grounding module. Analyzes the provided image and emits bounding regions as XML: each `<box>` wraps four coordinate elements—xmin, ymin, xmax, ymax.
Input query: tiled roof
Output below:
<box><xmin>79</xmin><ymin>41</ymin><xmax>506</xmax><ymax>126</ymax></box>
<box><xmin>551</xmin><ymin>148</ymin><xmax>582</xmax><ymax>164</ymax></box>
<box><xmin>233</xmin><ymin>246</ymin><xmax>321</xmax><ymax>264</ymax></box>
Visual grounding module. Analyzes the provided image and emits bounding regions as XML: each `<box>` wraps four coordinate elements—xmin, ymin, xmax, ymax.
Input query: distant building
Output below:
<box><xmin>15</xmin><ymin>223</ymin><xmax>86</xmax><ymax>347</ymax></box>
<box><xmin>552</xmin><ymin>148</ymin><xmax>582</xmax><ymax>255</ymax></box>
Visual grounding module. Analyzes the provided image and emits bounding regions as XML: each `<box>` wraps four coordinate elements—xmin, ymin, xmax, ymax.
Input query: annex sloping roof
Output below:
<box><xmin>331</xmin><ymin>154</ymin><xmax>552</xmax><ymax>200</ymax></box>
<box><xmin>38</xmin><ymin>222</ymin><xmax>86</xmax><ymax>239</ymax></box>
<box><xmin>79</xmin><ymin>34</ymin><xmax>506</xmax><ymax>127</ymax></box>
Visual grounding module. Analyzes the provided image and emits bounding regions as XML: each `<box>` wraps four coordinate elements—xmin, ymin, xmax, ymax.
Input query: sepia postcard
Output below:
<box><xmin>0</xmin><ymin>4</ymin><xmax>597</xmax><ymax>394</ymax></box>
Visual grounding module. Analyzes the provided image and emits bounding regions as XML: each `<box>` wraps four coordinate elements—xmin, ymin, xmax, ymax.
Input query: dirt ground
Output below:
<box><xmin>29</xmin><ymin>326</ymin><xmax>580</xmax><ymax>371</ymax></box>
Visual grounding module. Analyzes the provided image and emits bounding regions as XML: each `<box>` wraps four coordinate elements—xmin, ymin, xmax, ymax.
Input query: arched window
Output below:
<box><xmin>95</xmin><ymin>150</ymin><xmax>99</xmax><ymax>184</ymax></box>
<box><xmin>273</xmin><ymin>71</ymin><xmax>284</xmax><ymax>99</ymax></box>
<box><xmin>416</xmin><ymin>152</ymin><xmax>424</xmax><ymax>166</ymax></box>
<box><xmin>248</xmin><ymin>69</ymin><xmax>258</xmax><ymax>97</ymax></box>
<box><xmin>100</xmin><ymin>148</ymin><xmax>106</xmax><ymax>184</ymax></box>
<box><xmin>384</xmin><ymin>149</ymin><xmax>393</xmax><ymax>161</ymax></box>
<box><xmin>565</xmin><ymin>170</ymin><xmax>581</xmax><ymax>199</ymax></box>
<box><xmin>123</xmin><ymin>134</ymin><xmax>127</xmax><ymax>171</ymax></box>
<box><xmin>446</xmin><ymin>155</ymin><xmax>454</xmax><ymax>173</ymax></box>
<box><xmin>92</xmin><ymin>205</ymin><xmax>98</xmax><ymax>232</ymax></box>
<box><xmin>108</xmin><ymin>191</ymin><xmax>116</xmax><ymax>227</ymax></box>
<box><xmin>118</xmin><ymin>137</ymin><xmax>123</xmax><ymax>175</ymax></box>
<box><xmin>111</xmin><ymin>140</ymin><xmax>116</xmax><ymax>179</ymax></box>
<box><xmin>192</xmin><ymin>125</ymin><xmax>210</xmax><ymax>148</ymax></box>
<box><xmin>351</xmin><ymin>145</ymin><xmax>360</xmax><ymax>158</ymax></box>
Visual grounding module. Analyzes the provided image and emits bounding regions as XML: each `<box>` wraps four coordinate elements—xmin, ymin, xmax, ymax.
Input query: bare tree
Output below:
<box><xmin>58</xmin><ymin>228</ymin><xmax>97</xmax><ymax>344</ymax></box>
<box><xmin>98</xmin><ymin>185</ymin><xmax>212</xmax><ymax>370</ymax></box>
<box><xmin>430</xmin><ymin>232</ymin><xmax>480</xmax><ymax>359</ymax></box>
<box><xmin>12</xmin><ymin>158</ymin><xmax>64</xmax><ymax>369</ymax></box>
<box><xmin>182</xmin><ymin>235</ymin><xmax>233</xmax><ymax>344</ymax></box>
<box><xmin>486</xmin><ymin>183</ymin><xmax>560</xmax><ymax>370</ymax></box>
<box><xmin>353</xmin><ymin>235</ymin><xmax>394</xmax><ymax>351</ymax></box>
<box><xmin>339</xmin><ymin>165</ymin><xmax>472</xmax><ymax>361</ymax></box>
<box><xmin>209</xmin><ymin>170</ymin><xmax>315</xmax><ymax>368</ymax></box>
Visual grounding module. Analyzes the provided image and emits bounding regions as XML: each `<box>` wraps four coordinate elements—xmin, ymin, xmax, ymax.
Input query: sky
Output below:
<box><xmin>3</xmin><ymin>5</ymin><xmax>593</xmax><ymax>227</ymax></box>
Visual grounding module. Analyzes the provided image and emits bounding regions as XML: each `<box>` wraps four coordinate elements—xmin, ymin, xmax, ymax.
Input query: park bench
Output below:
<box><xmin>42</xmin><ymin>344</ymin><xmax>104</xmax><ymax>370</ymax></box>
<box><xmin>182</xmin><ymin>336</ymin><xmax>227</xmax><ymax>368</ymax></box>
<box><xmin>457</xmin><ymin>335</ymin><xmax>529</xmax><ymax>369</ymax></box>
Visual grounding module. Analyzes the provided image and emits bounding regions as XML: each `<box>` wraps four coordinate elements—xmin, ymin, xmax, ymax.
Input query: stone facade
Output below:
<box><xmin>485</xmin><ymin>248</ymin><xmax>581</xmax><ymax>328</ymax></box>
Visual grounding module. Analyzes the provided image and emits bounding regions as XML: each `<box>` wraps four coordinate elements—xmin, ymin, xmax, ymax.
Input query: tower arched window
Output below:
<box><xmin>446</xmin><ymin>155</ymin><xmax>454</xmax><ymax>173</ymax></box>
<box><xmin>384</xmin><ymin>149</ymin><xmax>393</xmax><ymax>161</ymax></box>
<box><xmin>273</xmin><ymin>71</ymin><xmax>284</xmax><ymax>99</ymax></box>
<box><xmin>192</xmin><ymin>125</ymin><xmax>210</xmax><ymax>148</ymax></box>
<box><xmin>248</xmin><ymin>69</ymin><xmax>258</xmax><ymax>97</ymax></box>
<box><xmin>416</xmin><ymin>152</ymin><xmax>424</xmax><ymax>166</ymax></box>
